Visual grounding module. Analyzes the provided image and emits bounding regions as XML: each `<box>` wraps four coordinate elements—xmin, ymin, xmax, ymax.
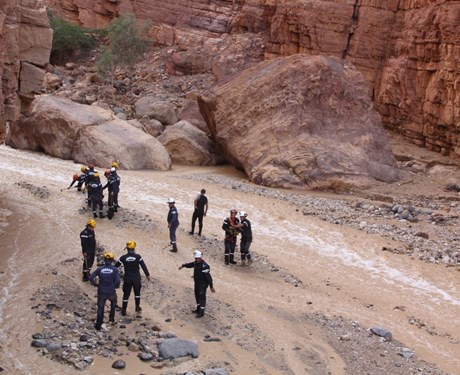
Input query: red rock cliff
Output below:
<box><xmin>16</xmin><ymin>1</ymin><xmax>460</xmax><ymax>157</ymax></box>
<box><xmin>0</xmin><ymin>0</ymin><xmax>52</xmax><ymax>139</ymax></box>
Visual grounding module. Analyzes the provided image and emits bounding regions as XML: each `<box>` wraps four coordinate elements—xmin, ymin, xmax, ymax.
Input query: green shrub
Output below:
<box><xmin>96</xmin><ymin>14</ymin><xmax>149</xmax><ymax>78</ymax></box>
<box><xmin>48</xmin><ymin>12</ymin><xmax>95</xmax><ymax>65</ymax></box>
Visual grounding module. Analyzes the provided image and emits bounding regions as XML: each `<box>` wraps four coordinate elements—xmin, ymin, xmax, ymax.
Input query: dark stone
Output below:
<box><xmin>111</xmin><ymin>359</ymin><xmax>126</xmax><ymax>369</ymax></box>
<box><xmin>31</xmin><ymin>339</ymin><xmax>48</xmax><ymax>348</ymax></box>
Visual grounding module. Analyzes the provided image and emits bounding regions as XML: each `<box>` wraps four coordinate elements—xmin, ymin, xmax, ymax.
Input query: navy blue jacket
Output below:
<box><xmin>182</xmin><ymin>260</ymin><xmax>213</xmax><ymax>287</ymax></box>
<box><xmin>80</xmin><ymin>227</ymin><xmax>96</xmax><ymax>253</ymax></box>
<box><xmin>168</xmin><ymin>206</ymin><xmax>179</xmax><ymax>226</ymax></box>
<box><xmin>89</xmin><ymin>260</ymin><xmax>120</xmax><ymax>296</ymax></box>
<box><xmin>240</xmin><ymin>219</ymin><xmax>252</xmax><ymax>242</ymax></box>
<box><xmin>115</xmin><ymin>251</ymin><xmax>150</xmax><ymax>283</ymax></box>
<box><xmin>103</xmin><ymin>172</ymin><xmax>121</xmax><ymax>193</ymax></box>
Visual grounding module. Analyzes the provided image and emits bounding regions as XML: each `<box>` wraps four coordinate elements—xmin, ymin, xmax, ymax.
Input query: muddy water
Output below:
<box><xmin>0</xmin><ymin>145</ymin><xmax>459</xmax><ymax>374</ymax></box>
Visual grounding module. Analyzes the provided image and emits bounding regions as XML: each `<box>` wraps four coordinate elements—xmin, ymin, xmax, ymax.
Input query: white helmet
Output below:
<box><xmin>193</xmin><ymin>250</ymin><xmax>202</xmax><ymax>258</ymax></box>
<box><xmin>110</xmin><ymin>167</ymin><xmax>116</xmax><ymax>172</ymax></box>
<box><xmin>167</xmin><ymin>198</ymin><xmax>175</xmax><ymax>204</ymax></box>
<box><xmin>239</xmin><ymin>211</ymin><xmax>247</xmax><ymax>217</ymax></box>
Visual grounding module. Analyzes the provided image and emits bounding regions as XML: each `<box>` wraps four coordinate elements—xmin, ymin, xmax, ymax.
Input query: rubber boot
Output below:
<box><xmin>135</xmin><ymin>303</ymin><xmax>142</xmax><ymax>313</ymax></box>
<box><xmin>196</xmin><ymin>307</ymin><xmax>205</xmax><ymax>318</ymax></box>
<box><xmin>192</xmin><ymin>304</ymin><xmax>200</xmax><ymax>314</ymax></box>
<box><xmin>121</xmin><ymin>302</ymin><xmax>128</xmax><ymax>316</ymax></box>
<box><xmin>229</xmin><ymin>254</ymin><xmax>237</xmax><ymax>264</ymax></box>
<box><xmin>170</xmin><ymin>243</ymin><xmax>178</xmax><ymax>253</ymax></box>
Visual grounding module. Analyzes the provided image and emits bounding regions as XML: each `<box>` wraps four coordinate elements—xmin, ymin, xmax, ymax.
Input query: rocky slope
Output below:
<box><xmin>37</xmin><ymin>0</ymin><xmax>460</xmax><ymax>158</ymax></box>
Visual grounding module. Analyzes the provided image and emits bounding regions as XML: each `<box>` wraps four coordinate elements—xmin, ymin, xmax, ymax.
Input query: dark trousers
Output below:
<box><xmin>108</xmin><ymin>191</ymin><xmax>119</xmax><ymax>207</ymax></box>
<box><xmin>194</xmin><ymin>283</ymin><xmax>208</xmax><ymax>310</ymax></box>
<box><xmin>191</xmin><ymin>210</ymin><xmax>204</xmax><ymax>235</ymax></box>
<box><xmin>122</xmin><ymin>280</ymin><xmax>142</xmax><ymax>306</ymax></box>
<box><xmin>240</xmin><ymin>240</ymin><xmax>252</xmax><ymax>260</ymax></box>
<box><xmin>169</xmin><ymin>223</ymin><xmax>178</xmax><ymax>244</ymax></box>
<box><xmin>83</xmin><ymin>252</ymin><xmax>95</xmax><ymax>276</ymax></box>
<box><xmin>91</xmin><ymin>197</ymin><xmax>103</xmax><ymax>214</ymax></box>
<box><xmin>96</xmin><ymin>293</ymin><xmax>117</xmax><ymax>328</ymax></box>
<box><xmin>224</xmin><ymin>239</ymin><xmax>237</xmax><ymax>264</ymax></box>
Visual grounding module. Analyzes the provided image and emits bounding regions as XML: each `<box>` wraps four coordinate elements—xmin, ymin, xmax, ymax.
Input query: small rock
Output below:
<box><xmin>138</xmin><ymin>352</ymin><xmax>154</xmax><ymax>361</ymax></box>
<box><xmin>111</xmin><ymin>359</ymin><xmax>126</xmax><ymax>369</ymax></box>
<box><xmin>370</xmin><ymin>327</ymin><xmax>392</xmax><ymax>341</ymax></box>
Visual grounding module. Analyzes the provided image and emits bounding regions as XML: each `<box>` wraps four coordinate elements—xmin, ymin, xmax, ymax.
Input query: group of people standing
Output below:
<box><xmin>69</xmin><ymin>162</ymin><xmax>121</xmax><ymax>219</ymax></box>
<box><xmin>78</xmin><ymin>169</ymin><xmax>253</xmax><ymax>328</ymax></box>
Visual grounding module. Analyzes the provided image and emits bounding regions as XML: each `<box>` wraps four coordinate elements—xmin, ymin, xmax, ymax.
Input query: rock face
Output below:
<box><xmin>0</xmin><ymin>0</ymin><xmax>52</xmax><ymax>139</ymax></box>
<box><xmin>199</xmin><ymin>55</ymin><xmax>399</xmax><ymax>188</ymax></box>
<box><xmin>6</xmin><ymin>96</ymin><xmax>172</xmax><ymax>170</ymax></box>
<box><xmin>158</xmin><ymin>120</ymin><xmax>224</xmax><ymax>166</ymax></box>
<box><xmin>39</xmin><ymin>0</ymin><xmax>460</xmax><ymax>158</ymax></box>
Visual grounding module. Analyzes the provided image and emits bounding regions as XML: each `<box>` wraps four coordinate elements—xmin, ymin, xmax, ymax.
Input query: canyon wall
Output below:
<box><xmin>0</xmin><ymin>0</ymin><xmax>52</xmax><ymax>139</ymax></box>
<box><xmin>4</xmin><ymin>0</ymin><xmax>460</xmax><ymax>157</ymax></box>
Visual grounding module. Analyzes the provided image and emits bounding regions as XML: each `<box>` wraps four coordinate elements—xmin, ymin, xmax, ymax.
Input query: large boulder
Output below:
<box><xmin>134</xmin><ymin>96</ymin><xmax>178</xmax><ymax>125</ymax></box>
<box><xmin>198</xmin><ymin>54</ymin><xmax>400</xmax><ymax>188</ymax></box>
<box><xmin>158</xmin><ymin>120</ymin><xmax>224</xmax><ymax>165</ymax></box>
<box><xmin>6</xmin><ymin>95</ymin><xmax>172</xmax><ymax>170</ymax></box>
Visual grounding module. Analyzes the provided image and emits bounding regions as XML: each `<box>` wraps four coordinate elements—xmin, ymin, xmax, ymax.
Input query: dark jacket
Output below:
<box><xmin>115</xmin><ymin>251</ymin><xmax>150</xmax><ymax>283</ymax></box>
<box><xmin>240</xmin><ymin>219</ymin><xmax>252</xmax><ymax>242</ymax></box>
<box><xmin>222</xmin><ymin>217</ymin><xmax>240</xmax><ymax>241</ymax></box>
<box><xmin>103</xmin><ymin>172</ymin><xmax>121</xmax><ymax>193</ymax></box>
<box><xmin>80</xmin><ymin>227</ymin><xmax>96</xmax><ymax>253</ymax></box>
<box><xmin>89</xmin><ymin>260</ymin><xmax>120</xmax><ymax>296</ymax></box>
<box><xmin>69</xmin><ymin>173</ymin><xmax>86</xmax><ymax>189</ymax></box>
<box><xmin>89</xmin><ymin>179</ymin><xmax>104</xmax><ymax>200</ymax></box>
<box><xmin>182</xmin><ymin>260</ymin><xmax>213</xmax><ymax>287</ymax></box>
<box><xmin>168</xmin><ymin>206</ymin><xmax>179</xmax><ymax>226</ymax></box>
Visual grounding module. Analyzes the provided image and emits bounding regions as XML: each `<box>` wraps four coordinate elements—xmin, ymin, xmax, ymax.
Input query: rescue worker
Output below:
<box><xmin>237</xmin><ymin>211</ymin><xmax>253</xmax><ymax>265</ymax></box>
<box><xmin>189</xmin><ymin>189</ymin><xmax>208</xmax><ymax>236</ymax></box>
<box><xmin>84</xmin><ymin>164</ymin><xmax>98</xmax><ymax>207</ymax></box>
<box><xmin>89</xmin><ymin>172</ymin><xmax>105</xmax><ymax>218</ymax></box>
<box><xmin>68</xmin><ymin>166</ymin><xmax>86</xmax><ymax>191</ymax></box>
<box><xmin>115</xmin><ymin>240</ymin><xmax>150</xmax><ymax>316</ymax></box>
<box><xmin>80</xmin><ymin>218</ymin><xmax>96</xmax><ymax>281</ymax></box>
<box><xmin>103</xmin><ymin>167</ymin><xmax>121</xmax><ymax>212</ymax></box>
<box><xmin>167</xmin><ymin>198</ymin><xmax>179</xmax><ymax>252</ymax></box>
<box><xmin>89</xmin><ymin>252</ymin><xmax>120</xmax><ymax>330</ymax></box>
<box><xmin>222</xmin><ymin>209</ymin><xmax>240</xmax><ymax>265</ymax></box>
<box><xmin>178</xmin><ymin>250</ymin><xmax>215</xmax><ymax>318</ymax></box>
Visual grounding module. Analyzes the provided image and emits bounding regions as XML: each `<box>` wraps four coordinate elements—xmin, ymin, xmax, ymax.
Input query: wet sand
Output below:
<box><xmin>0</xmin><ymin>144</ymin><xmax>459</xmax><ymax>374</ymax></box>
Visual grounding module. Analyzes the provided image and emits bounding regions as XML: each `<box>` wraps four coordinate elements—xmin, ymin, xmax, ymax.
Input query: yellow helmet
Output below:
<box><xmin>87</xmin><ymin>219</ymin><xmax>96</xmax><ymax>227</ymax></box>
<box><xmin>93</xmin><ymin>172</ymin><xmax>100</xmax><ymax>178</ymax></box>
<box><xmin>126</xmin><ymin>240</ymin><xmax>136</xmax><ymax>250</ymax></box>
<box><xmin>111</xmin><ymin>161</ymin><xmax>119</xmax><ymax>168</ymax></box>
<box><xmin>103</xmin><ymin>252</ymin><xmax>115</xmax><ymax>260</ymax></box>
<box><xmin>81</xmin><ymin>166</ymin><xmax>87</xmax><ymax>172</ymax></box>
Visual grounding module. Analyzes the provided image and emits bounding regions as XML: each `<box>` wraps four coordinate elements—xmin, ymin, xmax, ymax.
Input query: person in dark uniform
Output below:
<box><xmin>89</xmin><ymin>172</ymin><xmax>104</xmax><ymax>218</ymax></box>
<box><xmin>178</xmin><ymin>250</ymin><xmax>215</xmax><ymax>318</ymax></box>
<box><xmin>222</xmin><ymin>209</ymin><xmax>240</xmax><ymax>265</ymax></box>
<box><xmin>84</xmin><ymin>164</ymin><xmax>96</xmax><ymax>207</ymax></box>
<box><xmin>189</xmin><ymin>189</ymin><xmax>208</xmax><ymax>236</ymax></box>
<box><xmin>115</xmin><ymin>240</ymin><xmax>150</xmax><ymax>316</ymax></box>
<box><xmin>103</xmin><ymin>167</ymin><xmax>121</xmax><ymax>212</ymax></box>
<box><xmin>237</xmin><ymin>211</ymin><xmax>253</xmax><ymax>266</ymax></box>
<box><xmin>80</xmin><ymin>218</ymin><xmax>97</xmax><ymax>281</ymax></box>
<box><xmin>167</xmin><ymin>198</ymin><xmax>179</xmax><ymax>252</ymax></box>
<box><xmin>89</xmin><ymin>252</ymin><xmax>120</xmax><ymax>330</ymax></box>
<box><xmin>67</xmin><ymin>166</ymin><xmax>87</xmax><ymax>191</ymax></box>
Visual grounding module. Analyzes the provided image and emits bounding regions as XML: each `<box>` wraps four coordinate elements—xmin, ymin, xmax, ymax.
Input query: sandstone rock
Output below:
<box><xmin>140</xmin><ymin>117</ymin><xmax>164</xmax><ymax>137</ymax></box>
<box><xmin>199</xmin><ymin>55</ymin><xmax>399</xmax><ymax>188</ymax></box>
<box><xmin>158</xmin><ymin>338</ymin><xmax>199</xmax><ymax>360</ymax></box>
<box><xmin>43</xmin><ymin>72</ymin><xmax>63</xmax><ymax>91</ymax></box>
<box><xmin>158</xmin><ymin>120</ymin><xmax>224</xmax><ymax>165</ymax></box>
<box><xmin>134</xmin><ymin>96</ymin><xmax>178</xmax><ymax>125</ymax></box>
<box><xmin>7</xmin><ymin>95</ymin><xmax>172</xmax><ymax>170</ymax></box>
<box><xmin>177</xmin><ymin>100</ymin><xmax>208</xmax><ymax>132</ymax></box>
<box><xmin>20</xmin><ymin>62</ymin><xmax>47</xmax><ymax>97</ymax></box>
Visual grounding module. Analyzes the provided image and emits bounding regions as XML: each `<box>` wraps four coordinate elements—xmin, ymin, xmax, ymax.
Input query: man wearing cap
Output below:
<box><xmin>103</xmin><ymin>167</ymin><xmax>121</xmax><ymax>213</ymax></box>
<box><xmin>167</xmin><ymin>198</ymin><xmax>180</xmax><ymax>252</ymax></box>
<box><xmin>89</xmin><ymin>252</ymin><xmax>121</xmax><ymax>330</ymax></box>
<box><xmin>237</xmin><ymin>211</ymin><xmax>253</xmax><ymax>266</ymax></box>
<box><xmin>115</xmin><ymin>240</ymin><xmax>150</xmax><ymax>316</ymax></box>
<box><xmin>178</xmin><ymin>250</ymin><xmax>215</xmax><ymax>318</ymax></box>
<box><xmin>222</xmin><ymin>209</ymin><xmax>240</xmax><ymax>265</ymax></box>
<box><xmin>80</xmin><ymin>218</ymin><xmax>97</xmax><ymax>281</ymax></box>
